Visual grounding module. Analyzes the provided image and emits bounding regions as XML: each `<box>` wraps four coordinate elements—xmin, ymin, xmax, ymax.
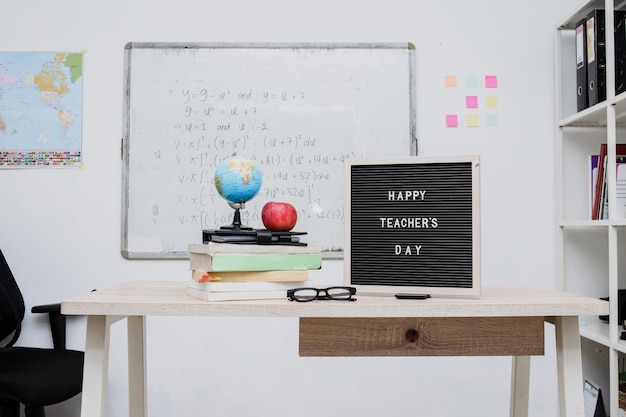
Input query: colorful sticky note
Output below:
<box><xmin>466</xmin><ymin>115</ymin><xmax>479</xmax><ymax>127</ymax></box>
<box><xmin>485</xmin><ymin>75</ymin><xmax>498</xmax><ymax>88</ymax></box>
<box><xmin>445</xmin><ymin>75</ymin><xmax>457</xmax><ymax>87</ymax></box>
<box><xmin>485</xmin><ymin>95</ymin><xmax>498</xmax><ymax>108</ymax></box>
<box><xmin>466</xmin><ymin>96</ymin><xmax>479</xmax><ymax>108</ymax></box>
<box><xmin>465</xmin><ymin>75</ymin><xmax>479</xmax><ymax>88</ymax></box>
<box><xmin>445</xmin><ymin>114</ymin><xmax>459</xmax><ymax>128</ymax></box>
<box><xmin>486</xmin><ymin>115</ymin><xmax>498</xmax><ymax>127</ymax></box>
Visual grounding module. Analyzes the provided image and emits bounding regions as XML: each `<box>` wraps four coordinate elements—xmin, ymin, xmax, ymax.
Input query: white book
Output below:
<box><xmin>191</xmin><ymin>269</ymin><xmax>309</xmax><ymax>283</ymax></box>
<box><xmin>617</xmin><ymin>159</ymin><xmax>626</xmax><ymax>219</ymax></box>
<box><xmin>188</xmin><ymin>242</ymin><xmax>321</xmax><ymax>255</ymax></box>
<box><xmin>186</xmin><ymin>287</ymin><xmax>287</xmax><ymax>302</ymax></box>
<box><xmin>187</xmin><ymin>278</ymin><xmax>306</xmax><ymax>292</ymax></box>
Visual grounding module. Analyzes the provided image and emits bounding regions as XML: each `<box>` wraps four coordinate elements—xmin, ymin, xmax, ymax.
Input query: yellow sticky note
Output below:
<box><xmin>466</xmin><ymin>115</ymin><xmax>479</xmax><ymax>127</ymax></box>
<box><xmin>485</xmin><ymin>96</ymin><xmax>498</xmax><ymax>108</ymax></box>
<box><xmin>445</xmin><ymin>75</ymin><xmax>457</xmax><ymax>87</ymax></box>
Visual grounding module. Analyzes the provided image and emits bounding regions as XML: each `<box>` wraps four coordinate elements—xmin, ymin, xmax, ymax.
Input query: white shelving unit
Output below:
<box><xmin>556</xmin><ymin>0</ymin><xmax>626</xmax><ymax>414</ymax></box>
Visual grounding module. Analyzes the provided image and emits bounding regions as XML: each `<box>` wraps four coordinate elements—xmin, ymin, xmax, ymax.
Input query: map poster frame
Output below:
<box><xmin>0</xmin><ymin>51</ymin><xmax>83</xmax><ymax>168</ymax></box>
<box><xmin>344</xmin><ymin>155</ymin><xmax>481</xmax><ymax>298</ymax></box>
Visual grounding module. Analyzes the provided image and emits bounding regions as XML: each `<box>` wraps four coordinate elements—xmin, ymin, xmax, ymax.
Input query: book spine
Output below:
<box><xmin>189</xmin><ymin>253</ymin><xmax>213</xmax><ymax>271</ymax></box>
<box><xmin>188</xmin><ymin>243</ymin><xmax>321</xmax><ymax>255</ymax></box>
<box><xmin>191</xmin><ymin>269</ymin><xmax>308</xmax><ymax>282</ymax></box>
<box><xmin>188</xmin><ymin>278</ymin><xmax>303</xmax><ymax>292</ymax></box>
<box><xmin>186</xmin><ymin>287</ymin><xmax>287</xmax><ymax>302</ymax></box>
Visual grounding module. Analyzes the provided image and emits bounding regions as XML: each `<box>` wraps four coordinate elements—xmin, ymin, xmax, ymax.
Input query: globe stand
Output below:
<box><xmin>219</xmin><ymin>202</ymin><xmax>254</xmax><ymax>232</ymax></box>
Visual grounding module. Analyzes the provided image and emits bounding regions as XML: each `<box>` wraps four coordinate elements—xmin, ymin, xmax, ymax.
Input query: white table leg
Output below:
<box><xmin>510</xmin><ymin>356</ymin><xmax>531</xmax><ymax>417</ymax></box>
<box><xmin>128</xmin><ymin>316</ymin><xmax>147</xmax><ymax>417</ymax></box>
<box><xmin>80</xmin><ymin>315</ymin><xmax>112</xmax><ymax>417</ymax></box>
<box><xmin>554</xmin><ymin>316</ymin><xmax>584</xmax><ymax>417</ymax></box>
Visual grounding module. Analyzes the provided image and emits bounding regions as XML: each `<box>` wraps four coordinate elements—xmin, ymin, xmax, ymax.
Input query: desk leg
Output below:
<box><xmin>80</xmin><ymin>315</ymin><xmax>112</xmax><ymax>417</ymax></box>
<box><xmin>554</xmin><ymin>316</ymin><xmax>584</xmax><ymax>417</ymax></box>
<box><xmin>128</xmin><ymin>316</ymin><xmax>147</xmax><ymax>417</ymax></box>
<box><xmin>510</xmin><ymin>356</ymin><xmax>530</xmax><ymax>417</ymax></box>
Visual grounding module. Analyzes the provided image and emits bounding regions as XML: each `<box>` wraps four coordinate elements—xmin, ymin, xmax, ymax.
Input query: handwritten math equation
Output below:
<box><xmin>150</xmin><ymin>86</ymin><xmax>361</xmax><ymax>232</ymax></box>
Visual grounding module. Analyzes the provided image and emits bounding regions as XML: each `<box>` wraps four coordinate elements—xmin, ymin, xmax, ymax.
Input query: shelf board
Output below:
<box><xmin>615</xmin><ymin>338</ymin><xmax>626</xmax><ymax>354</ymax></box>
<box><xmin>559</xmin><ymin>219</ymin><xmax>610</xmax><ymax>227</ymax></box>
<box><xmin>559</xmin><ymin>219</ymin><xmax>626</xmax><ymax>227</ymax></box>
<box><xmin>580</xmin><ymin>318</ymin><xmax>610</xmax><ymax>346</ymax></box>
<box><xmin>559</xmin><ymin>102</ymin><xmax>608</xmax><ymax>127</ymax></box>
<box><xmin>614</xmin><ymin>91</ymin><xmax>626</xmax><ymax>125</ymax></box>
<box><xmin>558</xmin><ymin>78</ymin><xmax>626</xmax><ymax>127</ymax></box>
<box><xmin>556</xmin><ymin>0</ymin><xmax>605</xmax><ymax>29</ymax></box>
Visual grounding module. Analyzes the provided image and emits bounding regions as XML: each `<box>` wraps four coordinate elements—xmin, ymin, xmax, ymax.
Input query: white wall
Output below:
<box><xmin>0</xmin><ymin>0</ymin><xmax>580</xmax><ymax>416</ymax></box>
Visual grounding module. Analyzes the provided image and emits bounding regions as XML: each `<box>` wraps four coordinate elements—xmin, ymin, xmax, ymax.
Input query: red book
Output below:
<box><xmin>593</xmin><ymin>144</ymin><xmax>626</xmax><ymax>219</ymax></box>
<box><xmin>593</xmin><ymin>144</ymin><xmax>607</xmax><ymax>220</ymax></box>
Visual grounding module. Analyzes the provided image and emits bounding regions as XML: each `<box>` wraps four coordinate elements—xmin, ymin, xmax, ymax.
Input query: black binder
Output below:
<box><xmin>586</xmin><ymin>10</ymin><xmax>606</xmax><ymax>107</ymax></box>
<box><xmin>615</xmin><ymin>11</ymin><xmax>626</xmax><ymax>95</ymax></box>
<box><xmin>576</xmin><ymin>17</ymin><xmax>588</xmax><ymax>111</ymax></box>
<box><xmin>583</xmin><ymin>379</ymin><xmax>606</xmax><ymax>417</ymax></box>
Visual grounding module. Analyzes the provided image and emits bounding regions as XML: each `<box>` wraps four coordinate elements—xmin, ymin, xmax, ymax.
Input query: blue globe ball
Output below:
<box><xmin>214</xmin><ymin>157</ymin><xmax>262</xmax><ymax>204</ymax></box>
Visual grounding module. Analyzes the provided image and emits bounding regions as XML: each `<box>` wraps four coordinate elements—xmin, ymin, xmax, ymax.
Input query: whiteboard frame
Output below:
<box><xmin>344</xmin><ymin>155</ymin><xmax>481</xmax><ymax>298</ymax></box>
<box><xmin>121</xmin><ymin>42</ymin><xmax>417</xmax><ymax>259</ymax></box>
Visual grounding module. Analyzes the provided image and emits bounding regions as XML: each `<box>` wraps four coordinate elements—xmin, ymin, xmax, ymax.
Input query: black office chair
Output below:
<box><xmin>0</xmin><ymin>249</ymin><xmax>84</xmax><ymax>417</ymax></box>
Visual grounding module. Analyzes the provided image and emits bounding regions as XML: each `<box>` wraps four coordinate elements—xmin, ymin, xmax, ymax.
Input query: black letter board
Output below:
<box><xmin>344</xmin><ymin>156</ymin><xmax>480</xmax><ymax>298</ymax></box>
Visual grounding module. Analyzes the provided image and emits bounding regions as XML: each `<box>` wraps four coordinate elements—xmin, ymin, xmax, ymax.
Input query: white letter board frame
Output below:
<box><xmin>344</xmin><ymin>156</ymin><xmax>481</xmax><ymax>298</ymax></box>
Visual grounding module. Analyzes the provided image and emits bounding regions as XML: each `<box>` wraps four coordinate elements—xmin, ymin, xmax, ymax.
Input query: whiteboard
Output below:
<box><xmin>122</xmin><ymin>42</ymin><xmax>417</xmax><ymax>259</ymax></box>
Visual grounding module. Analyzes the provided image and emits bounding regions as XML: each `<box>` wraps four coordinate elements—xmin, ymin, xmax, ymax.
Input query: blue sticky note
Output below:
<box><xmin>486</xmin><ymin>115</ymin><xmax>498</xmax><ymax>127</ymax></box>
<box><xmin>465</xmin><ymin>75</ymin><xmax>479</xmax><ymax>88</ymax></box>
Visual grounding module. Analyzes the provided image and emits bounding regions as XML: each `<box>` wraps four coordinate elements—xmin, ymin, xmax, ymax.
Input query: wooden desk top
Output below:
<box><xmin>60</xmin><ymin>281</ymin><xmax>608</xmax><ymax>318</ymax></box>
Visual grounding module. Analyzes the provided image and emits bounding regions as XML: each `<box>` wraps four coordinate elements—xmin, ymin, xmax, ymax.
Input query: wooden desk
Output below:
<box><xmin>61</xmin><ymin>282</ymin><xmax>608</xmax><ymax>417</ymax></box>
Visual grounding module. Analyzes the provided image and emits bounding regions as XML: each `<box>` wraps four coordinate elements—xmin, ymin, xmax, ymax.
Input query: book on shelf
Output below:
<box><xmin>583</xmin><ymin>379</ymin><xmax>606</xmax><ymax>417</ymax></box>
<box><xmin>616</xmin><ymin>156</ymin><xmax>626</xmax><ymax>218</ymax></box>
<box><xmin>616</xmin><ymin>11</ymin><xmax>626</xmax><ymax>96</ymax></box>
<box><xmin>586</xmin><ymin>9</ymin><xmax>606</xmax><ymax>107</ymax></box>
<box><xmin>590</xmin><ymin>144</ymin><xmax>626</xmax><ymax>219</ymax></box>
<box><xmin>186</xmin><ymin>278</ymin><xmax>303</xmax><ymax>302</ymax></box>
<box><xmin>188</xmin><ymin>243</ymin><xmax>322</xmax><ymax>272</ymax></box>
<box><xmin>593</xmin><ymin>144</ymin><xmax>607</xmax><ymax>220</ymax></box>
<box><xmin>590</xmin><ymin>154</ymin><xmax>599</xmax><ymax>218</ymax></box>
<box><xmin>191</xmin><ymin>269</ymin><xmax>309</xmax><ymax>283</ymax></box>
<box><xmin>576</xmin><ymin>17</ymin><xmax>589</xmax><ymax>111</ymax></box>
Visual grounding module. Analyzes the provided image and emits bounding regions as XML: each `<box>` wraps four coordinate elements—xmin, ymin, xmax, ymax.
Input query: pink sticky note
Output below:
<box><xmin>466</xmin><ymin>96</ymin><xmax>478</xmax><ymax>108</ymax></box>
<box><xmin>485</xmin><ymin>75</ymin><xmax>498</xmax><ymax>88</ymax></box>
<box><xmin>446</xmin><ymin>115</ymin><xmax>458</xmax><ymax>127</ymax></box>
<box><xmin>445</xmin><ymin>75</ymin><xmax>457</xmax><ymax>87</ymax></box>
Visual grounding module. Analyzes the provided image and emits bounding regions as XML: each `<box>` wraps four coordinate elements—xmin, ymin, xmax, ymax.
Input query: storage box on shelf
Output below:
<box><xmin>556</xmin><ymin>0</ymin><xmax>626</xmax><ymax>415</ymax></box>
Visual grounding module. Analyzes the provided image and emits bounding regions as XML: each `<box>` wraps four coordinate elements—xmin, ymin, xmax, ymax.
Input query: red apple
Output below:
<box><xmin>262</xmin><ymin>201</ymin><xmax>298</xmax><ymax>232</ymax></box>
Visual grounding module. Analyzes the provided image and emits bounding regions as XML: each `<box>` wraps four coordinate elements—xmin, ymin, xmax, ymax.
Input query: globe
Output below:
<box><xmin>214</xmin><ymin>157</ymin><xmax>262</xmax><ymax>205</ymax></box>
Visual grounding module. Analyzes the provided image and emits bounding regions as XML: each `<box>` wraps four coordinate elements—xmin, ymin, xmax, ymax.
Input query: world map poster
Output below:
<box><xmin>0</xmin><ymin>52</ymin><xmax>83</xmax><ymax>167</ymax></box>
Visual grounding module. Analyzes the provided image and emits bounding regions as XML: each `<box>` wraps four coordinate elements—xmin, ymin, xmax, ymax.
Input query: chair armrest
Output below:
<box><xmin>31</xmin><ymin>303</ymin><xmax>61</xmax><ymax>314</ymax></box>
<box><xmin>31</xmin><ymin>303</ymin><xmax>66</xmax><ymax>350</ymax></box>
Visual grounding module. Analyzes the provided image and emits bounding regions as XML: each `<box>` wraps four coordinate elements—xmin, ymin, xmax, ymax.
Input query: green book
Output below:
<box><xmin>189</xmin><ymin>253</ymin><xmax>322</xmax><ymax>272</ymax></box>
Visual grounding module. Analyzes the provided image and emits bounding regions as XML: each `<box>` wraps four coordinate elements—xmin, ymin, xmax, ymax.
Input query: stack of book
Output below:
<box><xmin>589</xmin><ymin>144</ymin><xmax>626</xmax><ymax>220</ymax></box>
<box><xmin>187</xmin><ymin>242</ymin><xmax>322</xmax><ymax>301</ymax></box>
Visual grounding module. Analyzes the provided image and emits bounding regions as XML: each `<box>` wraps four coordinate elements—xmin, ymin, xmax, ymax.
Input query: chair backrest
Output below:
<box><xmin>0</xmin><ymin>249</ymin><xmax>25</xmax><ymax>347</ymax></box>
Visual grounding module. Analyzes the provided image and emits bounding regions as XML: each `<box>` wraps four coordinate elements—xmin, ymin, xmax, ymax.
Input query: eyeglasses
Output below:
<box><xmin>287</xmin><ymin>286</ymin><xmax>357</xmax><ymax>302</ymax></box>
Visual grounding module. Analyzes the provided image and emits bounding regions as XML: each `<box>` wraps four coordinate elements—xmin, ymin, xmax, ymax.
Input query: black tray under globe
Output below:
<box><xmin>202</xmin><ymin>229</ymin><xmax>307</xmax><ymax>246</ymax></box>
